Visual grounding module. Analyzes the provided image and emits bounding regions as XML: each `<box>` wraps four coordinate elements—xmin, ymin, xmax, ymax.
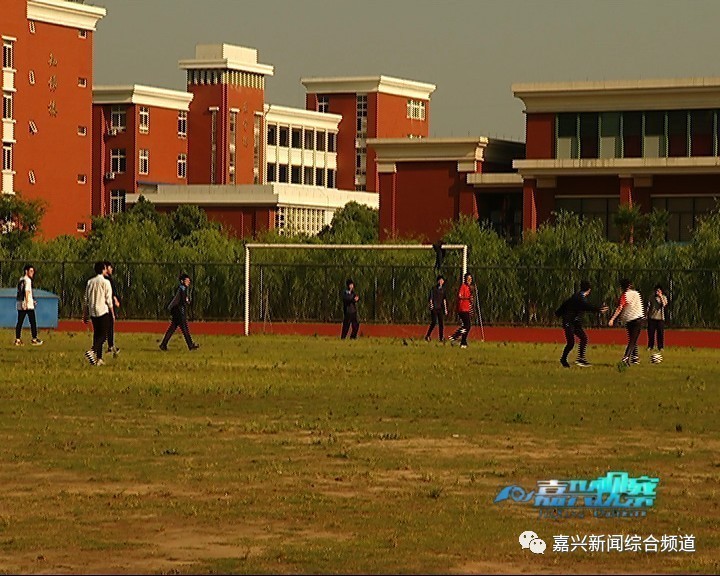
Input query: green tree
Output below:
<box><xmin>319</xmin><ymin>202</ymin><xmax>379</xmax><ymax>244</ymax></box>
<box><xmin>0</xmin><ymin>193</ymin><xmax>45</xmax><ymax>257</ymax></box>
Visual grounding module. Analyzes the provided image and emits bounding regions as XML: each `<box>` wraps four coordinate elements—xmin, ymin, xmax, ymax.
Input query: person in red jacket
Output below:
<box><xmin>449</xmin><ymin>273</ymin><xmax>473</xmax><ymax>348</ymax></box>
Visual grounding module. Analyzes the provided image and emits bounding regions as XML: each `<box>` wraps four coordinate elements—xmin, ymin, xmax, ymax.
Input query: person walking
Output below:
<box><xmin>555</xmin><ymin>280</ymin><xmax>608</xmax><ymax>368</ymax></box>
<box><xmin>449</xmin><ymin>273</ymin><xmax>473</xmax><ymax>349</ymax></box>
<box><xmin>608</xmin><ymin>278</ymin><xmax>645</xmax><ymax>366</ymax></box>
<box><xmin>15</xmin><ymin>264</ymin><xmax>43</xmax><ymax>346</ymax></box>
<box><xmin>646</xmin><ymin>283</ymin><xmax>669</xmax><ymax>357</ymax></box>
<box><xmin>424</xmin><ymin>275</ymin><xmax>448</xmax><ymax>342</ymax></box>
<box><xmin>104</xmin><ymin>261</ymin><xmax>121</xmax><ymax>357</ymax></box>
<box><xmin>341</xmin><ymin>278</ymin><xmax>360</xmax><ymax>340</ymax></box>
<box><xmin>82</xmin><ymin>261</ymin><xmax>114</xmax><ymax>366</ymax></box>
<box><xmin>159</xmin><ymin>273</ymin><xmax>199</xmax><ymax>351</ymax></box>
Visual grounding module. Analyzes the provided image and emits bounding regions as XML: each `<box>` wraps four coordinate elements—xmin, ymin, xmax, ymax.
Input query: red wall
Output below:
<box><xmin>309</xmin><ymin>93</ymin><xmax>356</xmax><ymax>192</ymax></box>
<box><xmin>11</xmin><ymin>8</ymin><xmax>95</xmax><ymax>237</ymax></box>
<box><xmin>379</xmin><ymin>161</ymin><xmax>475</xmax><ymax>242</ymax></box>
<box><xmin>187</xmin><ymin>82</ymin><xmax>264</xmax><ymax>186</ymax></box>
<box><xmin>525</xmin><ymin>113</ymin><xmax>555</xmax><ymax>159</ymax></box>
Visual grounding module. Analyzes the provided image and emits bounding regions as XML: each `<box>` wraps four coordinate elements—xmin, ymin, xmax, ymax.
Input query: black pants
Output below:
<box><xmin>341</xmin><ymin>312</ymin><xmax>359</xmax><ymax>339</ymax></box>
<box><xmin>16</xmin><ymin>309</ymin><xmax>38</xmax><ymax>340</ymax></box>
<box><xmin>161</xmin><ymin>310</ymin><xmax>194</xmax><ymax>349</ymax></box>
<box><xmin>107</xmin><ymin>314</ymin><xmax>115</xmax><ymax>348</ymax></box>
<box><xmin>647</xmin><ymin>319</ymin><xmax>665</xmax><ymax>350</ymax></box>
<box><xmin>91</xmin><ymin>313</ymin><xmax>111</xmax><ymax>360</ymax></box>
<box><xmin>451</xmin><ymin>312</ymin><xmax>471</xmax><ymax>345</ymax></box>
<box><xmin>426</xmin><ymin>310</ymin><xmax>445</xmax><ymax>340</ymax></box>
<box><xmin>624</xmin><ymin>318</ymin><xmax>643</xmax><ymax>359</ymax></box>
<box><xmin>562</xmin><ymin>321</ymin><xmax>587</xmax><ymax>361</ymax></box>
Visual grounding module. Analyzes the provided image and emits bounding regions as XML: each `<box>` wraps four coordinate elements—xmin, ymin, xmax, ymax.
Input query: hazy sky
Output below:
<box><xmin>92</xmin><ymin>0</ymin><xmax>720</xmax><ymax>141</ymax></box>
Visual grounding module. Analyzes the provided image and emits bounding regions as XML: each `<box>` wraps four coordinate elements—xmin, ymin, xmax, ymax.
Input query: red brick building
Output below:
<box><xmin>2</xmin><ymin>0</ymin><xmax>105</xmax><ymax>237</ymax></box>
<box><xmin>370</xmin><ymin>137</ymin><xmax>524</xmax><ymax>242</ymax></box>
<box><xmin>92</xmin><ymin>85</ymin><xmax>192</xmax><ymax>215</ymax></box>
<box><xmin>513</xmin><ymin>78</ymin><xmax>720</xmax><ymax>241</ymax></box>
<box><xmin>301</xmin><ymin>76</ymin><xmax>436</xmax><ymax>193</ymax></box>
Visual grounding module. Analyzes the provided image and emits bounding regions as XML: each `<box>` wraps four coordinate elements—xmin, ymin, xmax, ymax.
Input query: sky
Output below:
<box><xmin>91</xmin><ymin>0</ymin><xmax>720</xmax><ymax>142</ymax></box>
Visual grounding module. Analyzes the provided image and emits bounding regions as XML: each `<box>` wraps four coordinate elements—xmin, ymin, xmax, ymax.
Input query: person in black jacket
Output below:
<box><xmin>159</xmin><ymin>273</ymin><xmax>199</xmax><ymax>351</ymax></box>
<box><xmin>424</xmin><ymin>275</ymin><xmax>448</xmax><ymax>342</ymax></box>
<box><xmin>341</xmin><ymin>278</ymin><xmax>360</xmax><ymax>339</ymax></box>
<box><xmin>555</xmin><ymin>280</ymin><xmax>608</xmax><ymax>368</ymax></box>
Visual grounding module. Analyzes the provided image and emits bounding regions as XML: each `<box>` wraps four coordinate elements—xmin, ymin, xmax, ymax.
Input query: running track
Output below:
<box><xmin>57</xmin><ymin>320</ymin><xmax>720</xmax><ymax>349</ymax></box>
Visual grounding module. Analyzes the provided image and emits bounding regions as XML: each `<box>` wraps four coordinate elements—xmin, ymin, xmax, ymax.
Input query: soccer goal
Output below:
<box><xmin>243</xmin><ymin>243</ymin><xmax>468</xmax><ymax>335</ymax></box>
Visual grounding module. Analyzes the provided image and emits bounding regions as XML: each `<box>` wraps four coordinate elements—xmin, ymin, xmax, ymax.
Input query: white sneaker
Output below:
<box><xmin>31</xmin><ymin>339</ymin><xmax>43</xmax><ymax>346</ymax></box>
<box><xmin>14</xmin><ymin>339</ymin><xmax>23</xmax><ymax>346</ymax></box>
<box><xmin>96</xmin><ymin>359</ymin><xmax>105</xmax><ymax>366</ymax></box>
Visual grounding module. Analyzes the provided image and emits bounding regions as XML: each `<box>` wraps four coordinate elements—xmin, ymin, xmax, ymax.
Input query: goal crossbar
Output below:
<box><xmin>244</xmin><ymin>243</ymin><xmax>468</xmax><ymax>335</ymax></box>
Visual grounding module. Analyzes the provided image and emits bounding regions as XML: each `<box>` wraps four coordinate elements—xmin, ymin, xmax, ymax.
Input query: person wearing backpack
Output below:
<box><xmin>15</xmin><ymin>264</ymin><xmax>43</xmax><ymax>346</ymax></box>
<box><xmin>555</xmin><ymin>280</ymin><xmax>608</xmax><ymax>368</ymax></box>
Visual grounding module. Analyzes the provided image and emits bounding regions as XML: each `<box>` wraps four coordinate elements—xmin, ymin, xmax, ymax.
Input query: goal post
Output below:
<box><xmin>243</xmin><ymin>243</ymin><xmax>468</xmax><ymax>335</ymax></box>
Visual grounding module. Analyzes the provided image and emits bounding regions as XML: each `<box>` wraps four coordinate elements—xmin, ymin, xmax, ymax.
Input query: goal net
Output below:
<box><xmin>243</xmin><ymin>243</ymin><xmax>468</xmax><ymax>335</ymax></box>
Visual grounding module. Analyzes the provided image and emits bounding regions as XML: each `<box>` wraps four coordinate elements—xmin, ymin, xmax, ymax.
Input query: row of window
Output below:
<box><xmin>266</xmin><ymin>163</ymin><xmax>336</xmax><ymax>188</ymax></box>
<box><xmin>556</xmin><ymin>110</ymin><xmax>720</xmax><ymax>159</ymax></box>
<box><xmin>186</xmin><ymin>69</ymin><xmax>264</xmax><ymax>89</ymax></box>
<box><xmin>109</xmin><ymin>106</ymin><xmax>188</xmax><ymax>138</ymax></box>
<box><xmin>109</xmin><ymin>148</ymin><xmax>187</xmax><ymax>178</ymax></box>
<box><xmin>556</xmin><ymin>196</ymin><xmax>717</xmax><ymax>242</ymax></box>
<box><xmin>267</xmin><ymin>124</ymin><xmax>336</xmax><ymax>152</ymax></box>
<box><xmin>26</xmin><ymin>21</ymin><xmax>87</xmax><ymax>38</ymax></box>
<box><xmin>314</xmin><ymin>93</ymin><xmax>427</xmax><ymax>125</ymax></box>
<box><xmin>275</xmin><ymin>206</ymin><xmax>326</xmax><ymax>235</ymax></box>
<box><xmin>26</xmin><ymin>170</ymin><xmax>87</xmax><ymax>185</ymax></box>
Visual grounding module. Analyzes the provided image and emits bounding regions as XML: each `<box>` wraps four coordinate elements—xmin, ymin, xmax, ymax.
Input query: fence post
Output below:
<box><xmin>525</xmin><ymin>266</ymin><xmax>531</xmax><ymax>326</ymax></box>
<box><xmin>668</xmin><ymin>269</ymin><xmax>673</xmax><ymax>325</ymax></box>
<box><xmin>259</xmin><ymin>266</ymin><xmax>264</xmax><ymax>321</ymax></box>
<box><xmin>373</xmin><ymin>273</ymin><xmax>378</xmax><ymax>322</ymax></box>
<box><xmin>391</xmin><ymin>266</ymin><xmax>396</xmax><ymax>323</ymax></box>
<box><xmin>60</xmin><ymin>261</ymin><xmax>66</xmax><ymax>318</ymax></box>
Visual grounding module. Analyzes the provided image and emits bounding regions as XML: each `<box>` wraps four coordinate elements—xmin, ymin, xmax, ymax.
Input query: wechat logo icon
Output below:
<box><xmin>519</xmin><ymin>530</ymin><xmax>546</xmax><ymax>554</ymax></box>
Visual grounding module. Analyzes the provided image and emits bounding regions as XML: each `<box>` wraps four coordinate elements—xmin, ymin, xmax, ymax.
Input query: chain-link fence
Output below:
<box><xmin>1</xmin><ymin>260</ymin><xmax>718</xmax><ymax>327</ymax></box>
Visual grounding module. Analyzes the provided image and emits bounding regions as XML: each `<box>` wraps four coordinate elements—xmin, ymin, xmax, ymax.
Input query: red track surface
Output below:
<box><xmin>57</xmin><ymin>320</ymin><xmax>720</xmax><ymax>348</ymax></box>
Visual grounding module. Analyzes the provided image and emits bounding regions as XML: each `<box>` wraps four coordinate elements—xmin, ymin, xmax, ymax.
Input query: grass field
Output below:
<box><xmin>1</xmin><ymin>329</ymin><xmax>718</xmax><ymax>574</ymax></box>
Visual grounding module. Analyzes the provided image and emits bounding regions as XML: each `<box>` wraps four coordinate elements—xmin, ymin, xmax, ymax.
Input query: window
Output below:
<box><xmin>177</xmin><ymin>154</ymin><xmax>187</xmax><ymax>178</ymax></box>
<box><xmin>253</xmin><ymin>115</ymin><xmax>261</xmax><ymax>184</ymax></box>
<box><xmin>77</xmin><ymin>222</ymin><xmax>87</xmax><ymax>232</ymax></box>
<box><xmin>29</xmin><ymin>21</ymin><xmax>36</xmax><ymax>34</ymax></box>
<box><xmin>691</xmin><ymin>109</ymin><xmax>714</xmax><ymax>156</ymax></box>
<box><xmin>28</xmin><ymin>170</ymin><xmax>35</xmax><ymax>184</ymax></box>
<box><xmin>316</xmin><ymin>131</ymin><xmax>326</xmax><ymax>151</ymax></box>
<box><xmin>579</xmin><ymin>113</ymin><xmax>599</xmax><ymax>159</ymax></box>
<box><xmin>622</xmin><ymin>112</ymin><xmax>642</xmax><ymax>158</ymax></box>
<box><xmin>275</xmin><ymin>206</ymin><xmax>327</xmax><ymax>235</ymax></box>
<box><xmin>110</xmin><ymin>190</ymin><xmax>126</xmax><ymax>214</ymax></box>
<box><xmin>357</xmin><ymin>94</ymin><xmax>368</xmax><ymax>136</ymax></box>
<box><xmin>110</xmin><ymin>148</ymin><xmax>126</xmax><ymax>173</ymax></box>
<box><xmin>78</xmin><ymin>29</ymin><xmax>88</xmax><ymax>39</ymax></box>
<box><xmin>110</xmin><ymin>106</ymin><xmax>126</xmax><ymax>131</ymax></box>
<box><xmin>406</xmin><ymin>99</ymin><xmax>426</xmax><ymax>121</ymax></box>
<box><xmin>599</xmin><ymin>112</ymin><xmax>621</xmax><ymax>159</ymax></box>
<box><xmin>229</xmin><ymin>111</ymin><xmax>237</xmax><ymax>135</ymax></box>
<box><xmin>279</xmin><ymin>126</ymin><xmax>289</xmax><ymax>147</ymax></box>
<box><xmin>77</xmin><ymin>125</ymin><xmax>87</xmax><ymax>136</ymax></box>
<box><xmin>304</xmin><ymin>129</ymin><xmax>314</xmax><ymax>149</ymax></box>
<box><xmin>2</xmin><ymin>92</ymin><xmax>12</xmax><ymax>119</ymax></box>
<box><xmin>328</xmin><ymin>132</ymin><xmax>336</xmax><ymax>153</ymax></box>
<box><xmin>29</xmin><ymin>120</ymin><xmax>38</xmax><ymax>134</ymax></box>
<box><xmin>77</xmin><ymin>77</ymin><xmax>87</xmax><ymax>88</ymax></box>
<box><xmin>291</xmin><ymin>127</ymin><xmax>301</xmax><ymax>149</ymax></box>
<box><xmin>556</xmin><ymin>113</ymin><xmax>578</xmax><ymax>159</ymax></box>
<box><xmin>267</xmin><ymin>162</ymin><xmax>276</xmax><ymax>182</ymax></box>
<box><xmin>555</xmin><ymin>197</ymin><xmax>619</xmax><ymax>241</ymax></box>
<box><xmin>356</xmin><ymin>147</ymin><xmax>367</xmax><ymax>176</ymax></box>
<box><xmin>28</xmin><ymin>70</ymin><xmax>35</xmax><ymax>85</ymax></box>
<box><xmin>315</xmin><ymin>167</ymin><xmax>324</xmax><ymax>187</ymax></box>
<box><xmin>267</xmin><ymin>124</ymin><xmax>277</xmax><ymax>145</ymax></box>
<box><xmin>327</xmin><ymin>169</ymin><xmax>335</xmax><ymax>188</ymax></box>
<box><xmin>77</xmin><ymin>174</ymin><xmax>87</xmax><ymax>184</ymax></box>
<box><xmin>291</xmin><ymin>165</ymin><xmax>301</xmax><ymax>184</ymax></box>
<box><xmin>2</xmin><ymin>39</ymin><xmax>13</xmax><ymax>69</ymax></box>
<box><xmin>278</xmin><ymin>163</ymin><xmax>288</xmax><ymax>182</ymax></box>
<box><xmin>651</xmin><ymin>196</ymin><xmax>716</xmax><ymax>242</ymax></box>
<box><xmin>139</xmin><ymin>149</ymin><xmax>149</xmax><ymax>175</ymax></box>
<box><xmin>644</xmin><ymin>111</ymin><xmax>666</xmax><ymax>158</ymax></box>
<box><xmin>303</xmin><ymin>166</ymin><xmax>313</xmax><ymax>185</ymax></box>
<box><xmin>177</xmin><ymin>110</ymin><xmax>187</xmax><ymax>137</ymax></box>
<box><xmin>139</xmin><ymin>107</ymin><xmax>150</xmax><ymax>133</ymax></box>
<box><xmin>317</xmin><ymin>95</ymin><xmax>329</xmax><ymax>113</ymax></box>
<box><xmin>3</xmin><ymin>144</ymin><xmax>12</xmax><ymax>171</ymax></box>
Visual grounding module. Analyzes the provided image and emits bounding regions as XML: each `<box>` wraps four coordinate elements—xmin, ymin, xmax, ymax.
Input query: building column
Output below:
<box><xmin>378</xmin><ymin>169</ymin><xmax>397</xmax><ymax>241</ymax></box>
<box><xmin>522</xmin><ymin>178</ymin><xmax>538</xmax><ymax>232</ymax></box>
<box><xmin>619</xmin><ymin>176</ymin><xmax>634</xmax><ymax>207</ymax></box>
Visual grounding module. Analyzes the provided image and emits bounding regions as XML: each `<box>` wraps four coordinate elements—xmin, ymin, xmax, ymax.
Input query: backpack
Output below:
<box><xmin>16</xmin><ymin>279</ymin><xmax>25</xmax><ymax>302</ymax></box>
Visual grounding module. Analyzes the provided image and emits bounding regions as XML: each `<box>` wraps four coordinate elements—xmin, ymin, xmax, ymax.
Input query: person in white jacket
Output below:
<box><xmin>82</xmin><ymin>261</ymin><xmax>114</xmax><ymax>366</ymax></box>
<box><xmin>15</xmin><ymin>264</ymin><xmax>43</xmax><ymax>346</ymax></box>
<box><xmin>608</xmin><ymin>278</ymin><xmax>645</xmax><ymax>366</ymax></box>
